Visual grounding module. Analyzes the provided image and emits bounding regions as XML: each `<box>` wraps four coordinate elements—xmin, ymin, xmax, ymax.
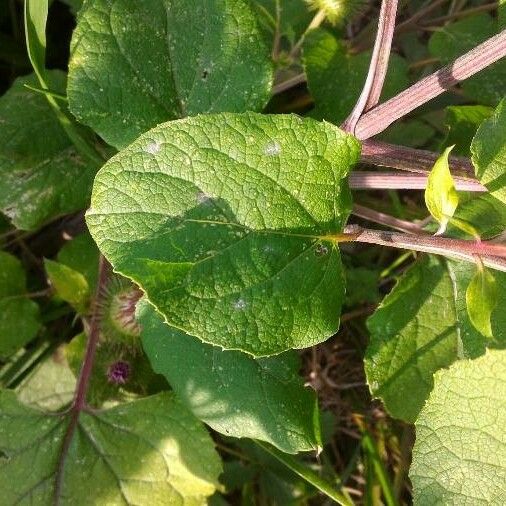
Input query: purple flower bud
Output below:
<box><xmin>107</xmin><ymin>360</ymin><xmax>130</xmax><ymax>385</ymax></box>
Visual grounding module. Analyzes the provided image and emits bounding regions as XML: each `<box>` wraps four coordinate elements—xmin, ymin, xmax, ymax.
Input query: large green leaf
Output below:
<box><xmin>138</xmin><ymin>299</ymin><xmax>321</xmax><ymax>454</ymax></box>
<box><xmin>0</xmin><ymin>390</ymin><xmax>221</xmax><ymax>504</ymax></box>
<box><xmin>429</xmin><ymin>14</ymin><xmax>506</xmax><ymax>106</ymax></box>
<box><xmin>303</xmin><ymin>28</ymin><xmax>409</xmax><ymax>125</ymax></box>
<box><xmin>0</xmin><ymin>73</ymin><xmax>98</xmax><ymax>230</ymax></box>
<box><xmin>67</xmin><ymin>0</ymin><xmax>273</xmax><ymax>149</ymax></box>
<box><xmin>0</xmin><ymin>251</ymin><xmax>41</xmax><ymax>359</ymax></box>
<box><xmin>471</xmin><ymin>98</ymin><xmax>506</xmax><ymax>205</ymax></box>
<box><xmin>87</xmin><ymin>112</ymin><xmax>360</xmax><ymax>356</ymax></box>
<box><xmin>365</xmin><ymin>255</ymin><xmax>506</xmax><ymax>423</ymax></box>
<box><xmin>410</xmin><ymin>349</ymin><xmax>506</xmax><ymax>505</ymax></box>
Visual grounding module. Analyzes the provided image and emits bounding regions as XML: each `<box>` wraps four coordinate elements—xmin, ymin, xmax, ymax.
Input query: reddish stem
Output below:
<box><xmin>54</xmin><ymin>255</ymin><xmax>110</xmax><ymax>502</ymax></box>
<box><xmin>361</xmin><ymin>139</ymin><xmax>475</xmax><ymax>177</ymax></box>
<box><xmin>352</xmin><ymin>204</ymin><xmax>425</xmax><ymax>234</ymax></box>
<box><xmin>355</xmin><ymin>30</ymin><xmax>506</xmax><ymax>139</ymax></box>
<box><xmin>342</xmin><ymin>0</ymin><xmax>399</xmax><ymax>133</ymax></box>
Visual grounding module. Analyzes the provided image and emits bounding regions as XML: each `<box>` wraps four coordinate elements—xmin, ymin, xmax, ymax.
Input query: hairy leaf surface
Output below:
<box><xmin>0</xmin><ymin>391</ymin><xmax>221</xmax><ymax>504</ymax></box>
<box><xmin>410</xmin><ymin>350</ymin><xmax>506</xmax><ymax>505</ymax></box>
<box><xmin>139</xmin><ymin>300</ymin><xmax>321</xmax><ymax>453</ymax></box>
<box><xmin>67</xmin><ymin>0</ymin><xmax>273</xmax><ymax>148</ymax></box>
<box><xmin>87</xmin><ymin>113</ymin><xmax>360</xmax><ymax>356</ymax></box>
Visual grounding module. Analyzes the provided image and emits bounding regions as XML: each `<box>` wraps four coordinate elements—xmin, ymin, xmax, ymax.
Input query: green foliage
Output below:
<box><xmin>139</xmin><ymin>299</ymin><xmax>321</xmax><ymax>453</ymax></box>
<box><xmin>0</xmin><ymin>73</ymin><xmax>97</xmax><ymax>229</ymax></box>
<box><xmin>67</xmin><ymin>0</ymin><xmax>273</xmax><ymax>149</ymax></box>
<box><xmin>424</xmin><ymin>146</ymin><xmax>458</xmax><ymax>235</ymax></box>
<box><xmin>303</xmin><ymin>28</ymin><xmax>409</xmax><ymax>125</ymax></box>
<box><xmin>0</xmin><ymin>390</ymin><xmax>222</xmax><ymax>504</ymax></box>
<box><xmin>410</xmin><ymin>349</ymin><xmax>506</xmax><ymax>505</ymax></box>
<box><xmin>365</xmin><ymin>255</ymin><xmax>506</xmax><ymax>423</ymax></box>
<box><xmin>0</xmin><ymin>251</ymin><xmax>40</xmax><ymax>359</ymax></box>
<box><xmin>471</xmin><ymin>98</ymin><xmax>506</xmax><ymax>205</ymax></box>
<box><xmin>86</xmin><ymin>112</ymin><xmax>360</xmax><ymax>356</ymax></box>
<box><xmin>429</xmin><ymin>14</ymin><xmax>506</xmax><ymax>106</ymax></box>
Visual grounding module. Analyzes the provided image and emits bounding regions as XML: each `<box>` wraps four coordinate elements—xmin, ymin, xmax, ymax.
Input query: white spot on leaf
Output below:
<box><xmin>264</xmin><ymin>140</ymin><xmax>281</xmax><ymax>156</ymax></box>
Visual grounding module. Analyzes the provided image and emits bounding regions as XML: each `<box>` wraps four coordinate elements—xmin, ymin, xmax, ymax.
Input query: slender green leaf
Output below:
<box><xmin>0</xmin><ymin>391</ymin><xmax>222</xmax><ymax>504</ymax></box>
<box><xmin>466</xmin><ymin>263</ymin><xmax>498</xmax><ymax>339</ymax></box>
<box><xmin>138</xmin><ymin>299</ymin><xmax>321</xmax><ymax>453</ymax></box>
<box><xmin>424</xmin><ymin>146</ymin><xmax>458</xmax><ymax>235</ymax></box>
<box><xmin>67</xmin><ymin>0</ymin><xmax>274</xmax><ymax>149</ymax></box>
<box><xmin>87</xmin><ymin>112</ymin><xmax>360</xmax><ymax>356</ymax></box>
<box><xmin>471</xmin><ymin>98</ymin><xmax>506</xmax><ymax>205</ymax></box>
<box><xmin>410</xmin><ymin>349</ymin><xmax>506</xmax><ymax>505</ymax></box>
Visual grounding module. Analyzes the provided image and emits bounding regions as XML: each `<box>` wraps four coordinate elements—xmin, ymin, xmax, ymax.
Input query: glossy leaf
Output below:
<box><xmin>466</xmin><ymin>263</ymin><xmax>498</xmax><ymax>339</ymax></box>
<box><xmin>410</xmin><ymin>350</ymin><xmax>506</xmax><ymax>505</ymax></box>
<box><xmin>67</xmin><ymin>0</ymin><xmax>273</xmax><ymax>149</ymax></box>
<box><xmin>45</xmin><ymin>259</ymin><xmax>90</xmax><ymax>313</ymax></box>
<box><xmin>0</xmin><ymin>391</ymin><xmax>222</xmax><ymax>504</ymax></box>
<box><xmin>138</xmin><ymin>299</ymin><xmax>321</xmax><ymax>454</ymax></box>
<box><xmin>303</xmin><ymin>28</ymin><xmax>409</xmax><ymax>125</ymax></box>
<box><xmin>471</xmin><ymin>98</ymin><xmax>506</xmax><ymax>205</ymax></box>
<box><xmin>0</xmin><ymin>73</ymin><xmax>97</xmax><ymax>230</ymax></box>
<box><xmin>424</xmin><ymin>146</ymin><xmax>458</xmax><ymax>235</ymax></box>
<box><xmin>87</xmin><ymin>112</ymin><xmax>360</xmax><ymax>356</ymax></box>
<box><xmin>0</xmin><ymin>251</ymin><xmax>40</xmax><ymax>359</ymax></box>
<box><xmin>429</xmin><ymin>14</ymin><xmax>506</xmax><ymax>106</ymax></box>
<box><xmin>365</xmin><ymin>255</ymin><xmax>506</xmax><ymax>422</ymax></box>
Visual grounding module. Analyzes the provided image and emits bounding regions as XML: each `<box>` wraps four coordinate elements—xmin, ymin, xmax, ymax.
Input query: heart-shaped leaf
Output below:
<box><xmin>86</xmin><ymin>112</ymin><xmax>360</xmax><ymax>356</ymax></box>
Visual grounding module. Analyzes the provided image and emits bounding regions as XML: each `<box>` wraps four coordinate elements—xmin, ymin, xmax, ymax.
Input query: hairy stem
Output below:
<box><xmin>349</xmin><ymin>171</ymin><xmax>485</xmax><ymax>191</ymax></box>
<box><xmin>339</xmin><ymin>226</ymin><xmax>506</xmax><ymax>272</ymax></box>
<box><xmin>342</xmin><ymin>0</ymin><xmax>399</xmax><ymax>133</ymax></box>
<box><xmin>354</xmin><ymin>30</ymin><xmax>506</xmax><ymax>139</ymax></box>
<box><xmin>361</xmin><ymin>139</ymin><xmax>475</xmax><ymax>177</ymax></box>
<box><xmin>54</xmin><ymin>255</ymin><xmax>110</xmax><ymax>502</ymax></box>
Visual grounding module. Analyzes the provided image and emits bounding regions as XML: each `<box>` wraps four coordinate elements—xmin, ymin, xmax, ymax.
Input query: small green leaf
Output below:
<box><xmin>87</xmin><ymin>112</ymin><xmax>360</xmax><ymax>356</ymax></box>
<box><xmin>410</xmin><ymin>349</ymin><xmax>506</xmax><ymax>505</ymax></box>
<box><xmin>466</xmin><ymin>263</ymin><xmax>498</xmax><ymax>338</ymax></box>
<box><xmin>424</xmin><ymin>145</ymin><xmax>458</xmax><ymax>235</ymax></box>
<box><xmin>471</xmin><ymin>98</ymin><xmax>506</xmax><ymax>205</ymax></box>
<box><xmin>45</xmin><ymin>259</ymin><xmax>90</xmax><ymax>313</ymax></box>
<box><xmin>23</xmin><ymin>0</ymin><xmax>48</xmax><ymax>83</ymax></box>
<box><xmin>0</xmin><ymin>73</ymin><xmax>98</xmax><ymax>230</ymax></box>
<box><xmin>67</xmin><ymin>0</ymin><xmax>273</xmax><ymax>149</ymax></box>
<box><xmin>0</xmin><ymin>251</ymin><xmax>40</xmax><ymax>359</ymax></box>
<box><xmin>0</xmin><ymin>391</ymin><xmax>222</xmax><ymax>504</ymax></box>
<box><xmin>138</xmin><ymin>299</ymin><xmax>321</xmax><ymax>454</ymax></box>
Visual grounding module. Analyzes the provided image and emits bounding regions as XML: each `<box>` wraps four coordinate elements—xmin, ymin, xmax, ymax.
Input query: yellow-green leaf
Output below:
<box><xmin>424</xmin><ymin>145</ymin><xmax>459</xmax><ymax>235</ymax></box>
<box><xmin>466</xmin><ymin>263</ymin><xmax>498</xmax><ymax>338</ymax></box>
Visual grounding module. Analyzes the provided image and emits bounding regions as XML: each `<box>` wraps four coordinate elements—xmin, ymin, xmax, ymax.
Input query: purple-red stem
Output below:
<box><xmin>342</xmin><ymin>0</ymin><xmax>399</xmax><ymax>132</ymax></box>
<box><xmin>355</xmin><ymin>30</ymin><xmax>506</xmax><ymax>139</ymax></box>
<box><xmin>54</xmin><ymin>255</ymin><xmax>110</xmax><ymax>502</ymax></box>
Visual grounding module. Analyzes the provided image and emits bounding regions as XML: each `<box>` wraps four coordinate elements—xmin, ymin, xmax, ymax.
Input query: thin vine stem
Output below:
<box><xmin>54</xmin><ymin>255</ymin><xmax>110</xmax><ymax>502</ymax></box>
<box><xmin>342</xmin><ymin>0</ymin><xmax>399</xmax><ymax>133</ymax></box>
<box><xmin>355</xmin><ymin>29</ymin><xmax>506</xmax><ymax>139</ymax></box>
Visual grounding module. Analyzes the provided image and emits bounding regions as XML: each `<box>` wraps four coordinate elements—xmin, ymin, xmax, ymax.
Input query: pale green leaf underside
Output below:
<box><xmin>67</xmin><ymin>0</ymin><xmax>273</xmax><ymax>149</ymax></box>
<box><xmin>0</xmin><ymin>72</ymin><xmax>97</xmax><ymax>230</ymax></box>
<box><xmin>0</xmin><ymin>391</ymin><xmax>221</xmax><ymax>505</ymax></box>
<box><xmin>87</xmin><ymin>112</ymin><xmax>360</xmax><ymax>356</ymax></box>
<box><xmin>365</xmin><ymin>256</ymin><xmax>506</xmax><ymax>423</ymax></box>
<box><xmin>138</xmin><ymin>299</ymin><xmax>321</xmax><ymax>453</ymax></box>
<box><xmin>471</xmin><ymin>98</ymin><xmax>506</xmax><ymax>205</ymax></box>
<box><xmin>410</xmin><ymin>349</ymin><xmax>506</xmax><ymax>505</ymax></box>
